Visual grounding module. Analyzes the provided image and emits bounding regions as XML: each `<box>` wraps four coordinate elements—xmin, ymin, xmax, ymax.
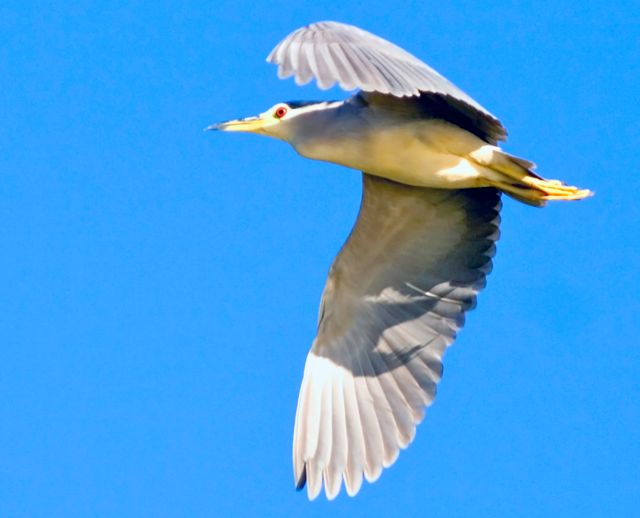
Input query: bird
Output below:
<box><xmin>209</xmin><ymin>21</ymin><xmax>592</xmax><ymax>500</ymax></box>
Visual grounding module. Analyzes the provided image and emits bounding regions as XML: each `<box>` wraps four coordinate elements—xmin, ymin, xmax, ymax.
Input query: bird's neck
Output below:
<box><xmin>287</xmin><ymin>101</ymin><xmax>366</xmax><ymax>166</ymax></box>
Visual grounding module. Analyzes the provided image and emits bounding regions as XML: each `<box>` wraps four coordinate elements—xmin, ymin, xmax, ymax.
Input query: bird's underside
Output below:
<box><xmin>291</xmin><ymin>91</ymin><xmax>591</xmax><ymax>208</ymax></box>
<box><xmin>214</xmin><ymin>20</ymin><xmax>592</xmax><ymax>501</ymax></box>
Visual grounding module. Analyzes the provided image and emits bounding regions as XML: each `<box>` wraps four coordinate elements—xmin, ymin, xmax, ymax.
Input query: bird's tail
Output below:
<box><xmin>471</xmin><ymin>147</ymin><xmax>593</xmax><ymax>207</ymax></box>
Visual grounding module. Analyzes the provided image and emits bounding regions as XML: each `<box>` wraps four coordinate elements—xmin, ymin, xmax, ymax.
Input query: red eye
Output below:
<box><xmin>274</xmin><ymin>106</ymin><xmax>288</xmax><ymax>119</ymax></box>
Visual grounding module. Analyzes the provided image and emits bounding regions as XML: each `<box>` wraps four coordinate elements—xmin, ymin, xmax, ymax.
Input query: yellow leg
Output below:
<box><xmin>521</xmin><ymin>176</ymin><xmax>593</xmax><ymax>200</ymax></box>
<box><xmin>487</xmin><ymin>178</ymin><xmax>593</xmax><ymax>206</ymax></box>
<box><xmin>469</xmin><ymin>147</ymin><xmax>593</xmax><ymax>204</ymax></box>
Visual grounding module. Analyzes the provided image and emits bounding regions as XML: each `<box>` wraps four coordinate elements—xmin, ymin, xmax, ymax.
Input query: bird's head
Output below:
<box><xmin>207</xmin><ymin>101</ymin><xmax>339</xmax><ymax>143</ymax></box>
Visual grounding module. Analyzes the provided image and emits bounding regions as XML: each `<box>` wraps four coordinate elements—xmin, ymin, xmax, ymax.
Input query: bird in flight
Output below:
<box><xmin>209</xmin><ymin>21</ymin><xmax>591</xmax><ymax>500</ymax></box>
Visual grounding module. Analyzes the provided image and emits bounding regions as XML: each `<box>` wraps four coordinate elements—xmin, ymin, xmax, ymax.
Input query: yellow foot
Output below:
<box><xmin>522</xmin><ymin>176</ymin><xmax>594</xmax><ymax>201</ymax></box>
<box><xmin>487</xmin><ymin>177</ymin><xmax>593</xmax><ymax>206</ymax></box>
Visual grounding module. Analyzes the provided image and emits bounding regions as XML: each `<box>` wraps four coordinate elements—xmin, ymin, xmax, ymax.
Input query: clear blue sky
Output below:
<box><xmin>1</xmin><ymin>1</ymin><xmax>638</xmax><ymax>517</ymax></box>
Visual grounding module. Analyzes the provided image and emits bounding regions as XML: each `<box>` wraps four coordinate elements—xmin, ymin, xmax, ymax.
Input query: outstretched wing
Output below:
<box><xmin>267</xmin><ymin>21</ymin><xmax>480</xmax><ymax>103</ymax></box>
<box><xmin>293</xmin><ymin>174</ymin><xmax>501</xmax><ymax>500</ymax></box>
<box><xmin>267</xmin><ymin>21</ymin><xmax>505</xmax><ymax>141</ymax></box>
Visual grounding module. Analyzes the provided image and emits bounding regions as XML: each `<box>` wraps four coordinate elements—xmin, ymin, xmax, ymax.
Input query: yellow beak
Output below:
<box><xmin>206</xmin><ymin>115</ymin><xmax>272</xmax><ymax>133</ymax></box>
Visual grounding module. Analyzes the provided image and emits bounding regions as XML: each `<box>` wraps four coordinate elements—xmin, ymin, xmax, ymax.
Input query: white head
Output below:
<box><xmin>208</xmin><ymin>101</ymin><xmax>340</xmax><ymax>143</ymax></box>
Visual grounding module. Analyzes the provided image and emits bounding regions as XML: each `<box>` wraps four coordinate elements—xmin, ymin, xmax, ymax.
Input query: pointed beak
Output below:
<box><xmin>205</xmin><ymin>115</ymin><xmax>269</xmax><ymax>133</ymax></box>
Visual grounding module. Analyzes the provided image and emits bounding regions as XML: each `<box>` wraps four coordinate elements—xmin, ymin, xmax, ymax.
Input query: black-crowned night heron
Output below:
<box><xmin>209</xmin><ymin>21</ymin><xmax>591</xmax><ymax>500</ymax></box>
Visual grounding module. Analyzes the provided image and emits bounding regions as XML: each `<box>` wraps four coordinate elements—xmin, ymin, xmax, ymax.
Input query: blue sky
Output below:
<box><xmin>1</xmin><ymin>1</ymin><xmax>638</xmax><ymax>516</ymax></box>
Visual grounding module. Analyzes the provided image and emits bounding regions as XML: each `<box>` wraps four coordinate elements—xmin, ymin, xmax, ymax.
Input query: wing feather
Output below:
<box><xmin>293</xmin><ymin>174</ymin><xmax>501</xmax><ymax>499</ymax></box>
<box><xmin>342</xmin><ymin>366</ymin><xmax>365</xmax><ymax>496</ymax></box>
<box><xmin>306</xmin><ymin>367</ymin><xmax>332</xmax><ymax>499</ymax></box>
<box><xmin>346</xmin><ymin>341</ymin><xmax>384</xmax><ymax>483</ymax></box>
<box><xmin>326</xmin><ymin>42</ymin><xmax>360</xmax><ymax>91</ymax></box>
<box><xmin>325</xmin><ymin>374</ymin><xmax>346</xmax><ymax>500</ymax></box>
<box><xmin>267</xmin><ymin>21</ymin><xmax>496</xmax><ymax>112</ymax></box>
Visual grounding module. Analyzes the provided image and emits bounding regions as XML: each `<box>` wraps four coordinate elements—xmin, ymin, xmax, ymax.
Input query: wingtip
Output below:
<box><xmin>344</xmin><ymin>471</ymin><xmax>363</xmax><ymax>497</ymax></box>
<box><xmin>295</xmin><ymin>465</ymin><xmax>307</xmax><ymax>492</ymax></box>
<box><xmin>265</xmin><ymin>48</ymin><xmax>277</xmax><ymax>64</ymax></box>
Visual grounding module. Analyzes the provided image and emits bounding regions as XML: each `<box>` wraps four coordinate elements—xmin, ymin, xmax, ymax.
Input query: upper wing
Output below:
<box><xmin>293</xmin><ymin>174</ymin><xmax>501</xmax><ymax>500</ymax></box>
<box><xmin>356</xmin><ymin>91</ymin><xmax>507</xmax><ymax>144</ymax></box>
<box><xmin>267</xmin><ymin>22</ymin><xmax>502</xmax><ymax>130</ymax></box>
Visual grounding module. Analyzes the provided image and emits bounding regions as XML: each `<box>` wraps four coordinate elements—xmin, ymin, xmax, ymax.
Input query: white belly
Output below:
<box><xmin>296</xmin><ymin>120</ymin><xmax>486</xmax><ymax>189</ymax></box>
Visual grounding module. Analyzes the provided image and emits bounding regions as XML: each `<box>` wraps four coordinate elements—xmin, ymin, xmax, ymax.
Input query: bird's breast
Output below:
<box><xmin>294</xmin><ymin>120</ymin><xmax>484</xmax><ymax>189</ymax></box>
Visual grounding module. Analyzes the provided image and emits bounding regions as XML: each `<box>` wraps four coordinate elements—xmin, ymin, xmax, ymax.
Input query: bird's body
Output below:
<box><xmin>289</xmin><ymin>96</ymin><xmax>516</xmax><ymax>191</ymax></box>
<box><xmin>288</xmin><ymin>98</ymin><xmax>482</xmax><ymax>189</ymax></box>
<box><xmin>210</xmin><ymin>21</ymin><xmax>591</xmax><ymax>500</ymax></box>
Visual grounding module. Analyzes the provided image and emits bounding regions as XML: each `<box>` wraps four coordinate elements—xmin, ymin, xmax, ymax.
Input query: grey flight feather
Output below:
<box><xmin>293</xmin><ymin>174</ymin><xmax>501</xmax><ymax>499</ymax></box>
<box><xmin>267</xmin><ymin>21</ymin><xmax>506</xmax><ymax>142</ymax></box>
